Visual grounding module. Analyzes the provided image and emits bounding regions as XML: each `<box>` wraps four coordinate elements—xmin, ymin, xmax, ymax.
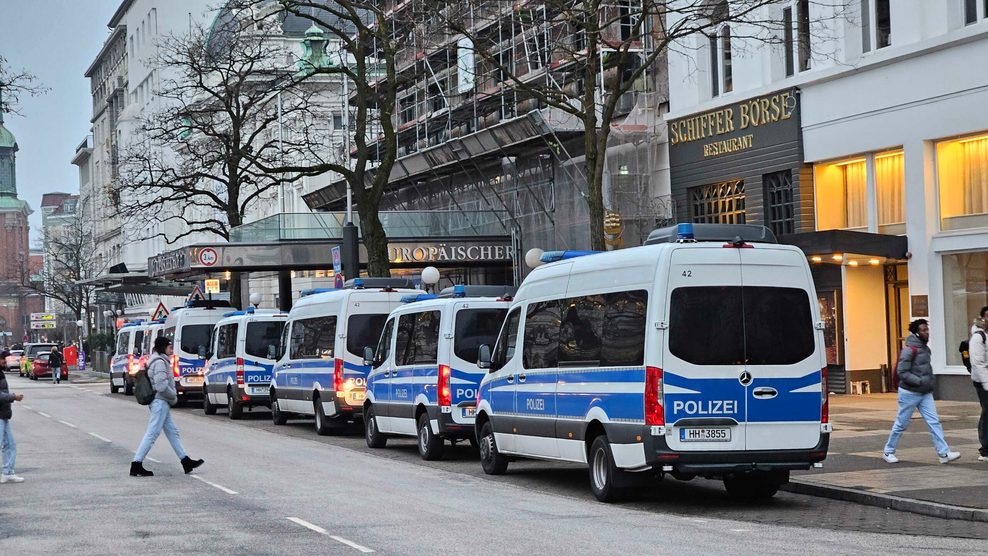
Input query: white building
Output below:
<box><xmin>666</xmin><ymin>0</ymin><xmax>988</xmax><ymax>400</ymax></box>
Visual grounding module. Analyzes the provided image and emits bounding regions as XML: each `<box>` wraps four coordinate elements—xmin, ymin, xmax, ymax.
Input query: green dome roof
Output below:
<box><xmin>0</xmin><ymin>123</ymin><xmax>15</xmax><ymax>149</ymax></box>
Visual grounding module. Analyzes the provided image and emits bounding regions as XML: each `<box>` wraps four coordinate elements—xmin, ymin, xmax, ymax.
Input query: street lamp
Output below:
<box><xmin>421</xmin><ymin>266</ymin><xmax>440</xmax><ymax>293</ymax></box>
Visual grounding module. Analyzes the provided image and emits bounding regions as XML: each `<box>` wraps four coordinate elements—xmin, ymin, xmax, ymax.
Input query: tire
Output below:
<box><xmin>723</xmin><ymin>471</ymin><xmax>786</xmax><ymax>500</ymax></box>
<box><xmin>417</xmin><ymin>413</ymin><xmax>444</xmax><ymax>461</ymax></box>
<box><xmin>364</xmin><ymin>405</ymin><xmax>387</xmax><ymax>448</ymax></box>
<box><xmin>203</xmin><ymin>389</ymin><xmax>217</xmax><ymax>415</ymax></box>
<box><xmin>478</xmin><ymin>420</ymin><xmax>508</xmax><ymax>475</ymax></box>
<box><xmin>228</xmin><ymin>388</ymin><xmax>244</xmax><ymax>420</ymax></box>
<box><xmin>110</xmin><ymin>379</ymin><xmax>120</xmax><ymax>394</ymax></box>
<box><xmin>30</xmin><ymin>374</ymin><xmax>36</xmax><ymax>381</ymax></box>
<box><xmin>313</xmin><ymin>395</ymin><xmax>333</xmax><ymax>436</ymax></box>
<box><xmin>588</xmin><ymin>435</ymin><xmax>626</xmax><ymax>503</ymax></box>
<box><xmin>271</xmin><ymin>390</ymin><xmax>288</xmax><ymax>426</ymax></box>
<box><xmin>124</xmin><ymin>379</ymin><xmax>133</xmax><ymax>396</ymax></box>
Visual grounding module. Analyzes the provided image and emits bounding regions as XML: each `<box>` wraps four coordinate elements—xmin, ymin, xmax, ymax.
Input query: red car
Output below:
<box><xmin>31</xmin><ymin>352</ymin><xmax>68</xmax><ymax>381</ymax></box>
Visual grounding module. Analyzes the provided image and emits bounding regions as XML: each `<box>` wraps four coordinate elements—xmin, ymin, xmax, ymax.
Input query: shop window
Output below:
<box><xmin>942</xmin><ymin>252</ymin><xmax>988</xmax><ymax>367</ymax></box>
<box><xmin>937</xmin><ymin>133</ymin><xmax>988</xmax><ymax>231</ymax></box>
<box><xmin>814</xmin><ymin>158</ymin><xmax>867</xmax><ymax>230</ymax></box>
<box><xmin>690</xmin><ymin>180</ymin><xmax>745</xmax><ymax>224</ymax></box>
<box><xmin>764</xmin><ymin>170</ymin><xmax>796</xmax><ymax>235</ymax></box>
<box><xmin>875</xmin><ymin>150</ymin><xmax>905</xmax><ymax>234</ymax></box>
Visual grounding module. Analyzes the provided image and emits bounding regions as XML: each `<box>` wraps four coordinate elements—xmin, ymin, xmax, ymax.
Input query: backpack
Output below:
<box><xmin>133</xmin><ymin>366</ymin><xmax>155</xmax><ymax>406</ymax></box>
<box><xmin>891</xmin><ymin>346</ymin><xmax>918</xmax><ymax>390</ymax></box>
<box><xmin>959</xmin><ymin>330</ymin><xmax>985</xmax><ymax>373</ymax></box>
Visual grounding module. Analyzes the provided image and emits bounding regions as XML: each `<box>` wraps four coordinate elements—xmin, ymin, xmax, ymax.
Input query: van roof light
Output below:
<box><xmin>353</xmin><ymin>278</ymin><xmax>365</xmax><ymax>289</ymax></box>
<box><xmin>400</xmin><ymin>293</ymin><xmax>438</xmax><ymax>303</ymax></box>
<box><xmin>676</xmin><ymin>223</ymin><xmax>695</xmax><ymax>242</ymax></box>
<box><xmin>300</xmin><ymin>288</ymin><xmax>336</xmax><ymax>297</ymax></box>
<box><xmin>645</xmin><ymin>224</ymin><xmax>777</xmax><ymax>245</ymax></box>
<box><xmin>539</xmin><ymin>250</ymin><xmax>601</xmax><ymax>263</ymax></box>
<box><xmin>453</xmin><ymin>285</ymin><xmax>466</xmax><ymax>298</ymax></box>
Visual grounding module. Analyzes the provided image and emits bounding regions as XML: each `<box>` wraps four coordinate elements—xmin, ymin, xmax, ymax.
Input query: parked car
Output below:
<box><xmin>20</xmin><ymin>343</ymin><xmax>58</xmax><ymax>377</ymax></box>
<box><xmin>31</xmin><ymin>352</ymin><xmax>69</xmax><ymax>381</ymax></box>
<box><xmin>5</xmin><ymin>350</ymin><xmax>23</xmax><ymax>372</ymax></box>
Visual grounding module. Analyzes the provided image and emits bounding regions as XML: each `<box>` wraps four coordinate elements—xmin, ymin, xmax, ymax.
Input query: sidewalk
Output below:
<box><xmin>788</xmin><ymin>392</ymin><xmax>988</xmax><ymax>521</ymax></box>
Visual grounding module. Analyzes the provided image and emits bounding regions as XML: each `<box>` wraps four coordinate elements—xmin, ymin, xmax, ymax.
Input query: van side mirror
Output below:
<box><xmin>477</xmin><ymin>344</ymin><xmax>492</xmax><ymax>370</ymax></box>
<box><xmin>363</xmin><ymin>346</ymin><xmax>375</xmax><ymax>367</ymax></box>
<box><xmin>267</xmin><ymin>345</ymin><xmax>277</xmax><ymax>359</ymax></box>
<box><xmin>197</xmin><ymin>346</ymin><xmax>207</xmax><ymax>359</ymax></box>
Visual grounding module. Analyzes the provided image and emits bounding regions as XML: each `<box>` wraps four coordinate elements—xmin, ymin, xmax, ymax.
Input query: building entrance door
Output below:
<box><xmin>885</xmin><ymin>265</ymin><xmax>910</xmax><ymax>392</ymax></box>
<box><xmin>818</xmin><ymin>289</ymin><xmax>845</xmax><ymax>394</ymax></box>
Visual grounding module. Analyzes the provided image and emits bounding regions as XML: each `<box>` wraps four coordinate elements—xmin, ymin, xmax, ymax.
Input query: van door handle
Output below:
<box><xmin>752</xmin><ymin>387</ymin><xmax>778</xmax><ymax>399</ymax></box>
<box><xmin>506</xmin><ymin>374</ymin><xmax>514</xmax><ymax>383</ymax></box>
<box><xmin>518</xmin><ymin>374</ymin><xmax>526</xmax><ymax>383</ymax></box>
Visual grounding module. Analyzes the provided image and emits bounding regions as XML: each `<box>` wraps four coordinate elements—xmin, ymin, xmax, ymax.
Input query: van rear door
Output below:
<box><xmin>341</xmin><ymin>293</ymin><xmax>396</xmax><ymax>406</ymax></box>
<box><xmin>739</xmin><ymin>247</ymin><xmax>822</xmax><ymax>451</ymax></box>
<box><xmin>664</xmin><ymin>247</ymin><xmax>747</xmax><ymax>452</ymax></box>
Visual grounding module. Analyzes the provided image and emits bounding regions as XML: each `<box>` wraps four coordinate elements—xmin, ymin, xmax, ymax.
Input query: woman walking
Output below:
<box><xmin>130</xmin><ymin>336</ymin><xmax>204</xmax><ymax>477</ymax></box>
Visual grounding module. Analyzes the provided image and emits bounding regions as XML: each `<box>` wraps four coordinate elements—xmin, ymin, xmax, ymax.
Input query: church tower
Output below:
<box><xmin>0</xmin><ymin>107</ymin><xmax>36</xmax><ymax>342</ymax></box>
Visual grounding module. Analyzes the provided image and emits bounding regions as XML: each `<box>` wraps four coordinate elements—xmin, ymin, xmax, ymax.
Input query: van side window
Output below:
<box><xmin>290</xmin><ymin>316</ymin><xmax>337</xmax><ymax>360</ymax></box>
<box><xmin>454</xmin><ymin>308</ymin><xmax>508</xmax><ymax>363</ymax></box>
<box><xmin>559</xmin><ymin>295</ymin><xmax>604</xmax><ymax>365</ymax></box>
<box><xmin>115</xmin><ymin>331</ymin><xmax>129</xmax><ymax>356</ymax></box>
<box><xmin>524</xmin><ymin>301</ymin><xmax>560</xmax><ymax>369</ymax></box>
<box><xmin>492</xmin><ymin>308</ymin><xmax>521</xmax><ymax>371</ymax></box>
<box><xmin>600</xmin><ymin>290</ymin><xmax>648</xmax><ymax>367</ymax></box>
<box><xmin>395</xmin><ymin>311</ymin><xmax>441</xmax><ymax>366</ymax></box>
<box><xmin>245</xmin><ymin>321</ymin><xmax>286</xmax><ymax>359</ymax></box>
<box><xmin>277</xmin><ymin>322</ymin><xmax>291</xmax><ymax>360</ymax></box>
<box><xmin>133</xmin><ymin>330</ymin><xmax>145</xmax><ymax>356</ymax></box>
<box><xmin>216</xmin><ymin>323</ymin><xmax>238</xmax><ymax>359</ymax></box>
<box><xmin>374</xmin><ymin>318</ymin><xmax>395</xmax><ymax>366</ymax></box>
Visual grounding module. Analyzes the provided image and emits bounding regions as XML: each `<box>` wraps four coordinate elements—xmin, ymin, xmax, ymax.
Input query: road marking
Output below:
<box><xmin>191</xmin><ymin>475</ymin><xmax>238</xmax><ymax>495</ymax></box>
<box><xmin>37</xmin><ymin>411</ymin><xmax>51</xmax><ymax>418</ymax></box>
<box><xmin>146</xmin><ymin>457</ymin><xmax>161</xmax><ymax>463</ymax></box>
<box><xmin>88</xmin><ymin>432</ymin><xmax>112</xmax><ymax>443</ymax></box>
<box><xmin>22</xmin><ymin>405</ymin><xmax>31</xmax><ymax>410</ymax></box>
<box><xmin>286</xmin><ymin>518</ymin><xmax>374</xmax><ymax>553</ymax></box>
<box><xmin>58</xmin><ymin>420</ymin><xmax>77</xmax><ymax>428</ymax></box>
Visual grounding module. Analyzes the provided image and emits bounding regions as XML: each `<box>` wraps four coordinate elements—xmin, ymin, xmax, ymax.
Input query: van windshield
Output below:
<box><xmin>346</xmin><ymin>314</ymin><xmax>388</xmax><ymax>358</ymax></box>
<box><xmin>179</xmin><ymin>324</ymin><xmax>214</xmax><ymax>356</ymax></box>
<box><xmin>454</xmin><ymin>308</ymin><xmax>507</xmax><ymax>363</ymax></box>
<box><xmin>245</xmin><ymin>321</ymin><xmax>286</xmax><ymax>359</ymax></box>
<box><xmin>669</xmin><ymin>286</ymin><xmax>815</xmax><ymax>366</ymax></box>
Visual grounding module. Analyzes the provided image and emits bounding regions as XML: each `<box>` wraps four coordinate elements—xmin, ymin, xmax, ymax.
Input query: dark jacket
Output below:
<box><xmin>49</xmin><ymin>350</ymin><xmax>64</xmax><ymax>369</ymax></box>
<box><xmin>897</xmin><ymin>334</ymin><xmax>935</xmax><ymax>394</ymax></box>
<box><xmin>0</xmin><ymin>370</ymin><xmax>15</xmax><ymax>420</ymax></box>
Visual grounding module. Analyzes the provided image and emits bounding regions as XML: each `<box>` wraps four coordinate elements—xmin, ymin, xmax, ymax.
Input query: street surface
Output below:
<box><xmin>1</xmin><ymin>373</ymin><xmax>985</xmax><ymax>555</ymax></box>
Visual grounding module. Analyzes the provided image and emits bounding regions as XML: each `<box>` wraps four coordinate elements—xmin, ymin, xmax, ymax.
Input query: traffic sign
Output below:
<box><xmin>198</xmin><ymin>247</ymin><xmax>219</xmax><ymax>266</ymax></box>
<box><xmin>151</xmin><ymin>302</ymin><xmax>170</xmax><ymax>321</ymax></box>
<box><xmin>31</xmin><ymin>322</ymin><xmax>57</xmax><ymax>330</ymax></box>
<box><xmin>31</xmin><ymin>313</ymin><xmax>56</xmax><ymax>321</ymax></box>
<box><xmin>188</xmin><ymin>284</ymin><xmax>206</xmax><ymax>302</ymax></box>
<box><xmin>332</xmin><ymin>246</ymin><xmax>342</xmax><ymax>274</ymax></box>
<box><xmin>334</xmin><ymin>274</ymin><xmax>344</xmax><ymax>289</ymax></box>
<box><xmin>204</xmin><ymin>279</ymin><xmax>221</xmax><ymax>294</ymax></box>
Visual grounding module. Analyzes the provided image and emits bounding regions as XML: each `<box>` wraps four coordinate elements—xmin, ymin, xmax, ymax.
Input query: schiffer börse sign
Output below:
<box><xmin>667</xmin><ymin>89</ymin><xmax>800</xmax><ymax>165</ymax></box>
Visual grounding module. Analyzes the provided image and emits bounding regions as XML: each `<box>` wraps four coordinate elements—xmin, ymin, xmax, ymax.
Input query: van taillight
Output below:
<box><xmin>128</xmin><ymin>354</ymin><xmax>136</xmax><ymax>375</ymax></box>
<box><xmin>438</xmin><ymin>364</ymin><xmax>452</xmax><ymax>407</ymax></box>
<box><xmin>236</xmin><ymin>358</ymin><xmax>245</xmax><ymax>385</ymax></box>
<box><xmin>172</xmin><ymin>355</ymin><xmax>180</xmax><ymax>377</ymax></box>
<box><xmin>645</xmin><ymin>366</ymin><xmax>665</xmax><ymax>426</ymax></box>
<box><xmin>821</xmin><ymin>367</ymin><xmax>829</xmax><ymax>424</ymax></box>
<box><xmin>333</xmin><ymin>358</ymin><xmax>344</xmax><ymax>392</ymax></box>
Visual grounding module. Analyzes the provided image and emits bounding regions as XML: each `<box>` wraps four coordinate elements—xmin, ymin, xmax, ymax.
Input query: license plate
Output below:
<box><xmin>182</xmin><ymin>376</ymin><xmax>204</xmax><ymax>386</ymax></box>
<box><xmin>463</xmin><ymin>407</ymin><xmax>476</xmax><ymax>418</ymax></box>
<box><xmin>347</xmin><ymin>391</ymin><xmax>365</xmax><ymax>404</ymax></box>
<box><xmin>248</xmin><ymin>386</ymin><xmax>267</xmax><ymax>395</ymax></box>
<box><xmin>680</xmin><ymin>427</ymin><xmax>731</xmax><ymax>442</ymax></box>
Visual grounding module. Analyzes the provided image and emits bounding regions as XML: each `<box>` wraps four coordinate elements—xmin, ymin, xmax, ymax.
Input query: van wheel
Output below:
<box><xmin>478</xmin><ymin>421</ymin><xmax>508</xmax><ymax>475</ymax></box>
<box><xmin>203</xmin><ymin>390</ymin><xmax>217</xmax><ymax>415</ymax></box>
<box><xmin>589</xmin><ymin>435</ymin><xmax>626</xmax><ymax>503</ymax></box>
<box><xmin>271</xmin><ymin>390</ymin><xmax>288</xmax><ymax>425</ymax></box>
<box><xmin>417</xmin><ymin>413</ymin><xmax>444</xmax><ymax>461</ymax></box>
<box><xmin>124</xmin><ymin>379</ymin><xmax>133</xmax><ymax>396</ymax></box>
<box><xmin>364</xmin><ymin>405</ymin><xmax>387</xmax><ymax>448</ymax></box>
<box><xmin>723</xmin><ymin>471</ymin><xmax>786</xmax><ymax>500</ymax></box>
<box><xmin>313</xmin><ymin>396</ymin><xmax>334</xmax><ymax>436</ymax></box>
<box><xmin>110</xmin><ymin>379</ymin><xmax>120</xmax><ymax>394</ymax></box>
<box><xmin>228</xmin><ymin>388</ymin><xmax>244</xmax><ymax>420</ymax></box>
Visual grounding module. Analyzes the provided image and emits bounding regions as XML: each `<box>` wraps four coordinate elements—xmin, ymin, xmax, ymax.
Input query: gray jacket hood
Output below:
<box><xmin>897</xmin><ymin>334</ymin><xmax>935</xmax><ymax>394</ymax></box>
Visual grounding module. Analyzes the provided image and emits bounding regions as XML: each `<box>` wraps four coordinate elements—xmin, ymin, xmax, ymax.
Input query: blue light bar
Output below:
<box><xmin>400</xmin><ymin>293</ymin><xmax>438</xmax><ymax>303</ymax></box>
<box><xmin>223</xmin><ymin>310</ymin><xmax>248</xmax><ymax>317</ymax></box>
<box><xmin>300</xmin><ymin>288</ymin><xmax>336</xmax><ymax>297</ymax></box>
<box><xmin>539</xmin><ymin>250</ymin><xmax>602</xmax><ymax>264</ymax></box>
<box><xmin>453</xmin><ymin>284</ymin><xmax>466</xmax><ymax>298</ymax></box>
<box><xmin>676</xmin><ymin>223</ymin><xmax>695</xmax><ymax>241</ymax></box>
<box><xmin>353</xmin><ymin>278</ymin><xmax>365</xmax><ymax>289</ymax></box>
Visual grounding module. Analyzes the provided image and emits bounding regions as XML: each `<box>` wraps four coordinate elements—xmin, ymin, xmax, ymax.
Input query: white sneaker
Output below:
<box><xmin>0</xmin><ymin>474</ymin><xmax>25</xmax><ymax>483</ymax></box>
<box><xmin>882</xmin><ymin>452</ymin><xmax>899</xmax><ymax>463</ymax></box>
<box><xmin>977</xmin><ymin>455</ymin><xmax>988</xmax><ymax>462</ymax></box>
<box><xmin>938</xmin><ymin>451</ymin><xmax>961</xmax><ymax>464</ymax></box>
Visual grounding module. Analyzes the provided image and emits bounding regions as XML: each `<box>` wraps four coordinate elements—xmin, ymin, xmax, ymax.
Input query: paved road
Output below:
<box><xmin>1</xmin><ymin>375</ymin><xmax>986</xmax><ymax>555</ymax></box>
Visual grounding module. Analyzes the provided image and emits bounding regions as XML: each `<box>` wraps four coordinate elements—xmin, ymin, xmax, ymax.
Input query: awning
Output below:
<box><xmin>780</xmin><ymin>230</ymin><xmax>908</xmax><ymax>260</ymax></box>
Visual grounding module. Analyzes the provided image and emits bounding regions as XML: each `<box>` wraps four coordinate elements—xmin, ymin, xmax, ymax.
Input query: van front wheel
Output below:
<box><xmin>203</xmin><ymin>391</ymin><xmax>217</xmax><ymax>415</ymax></box>
<box><xmin>271</xmin><ymin>391</ymin><xmax>287</xmax><ymax>425</ymax></box>
<box><xmin>364</xmin><ymin>405</ymin><xmax>387</xmax><ymax>448</ymax></box>
<box><xmin>478</xmin><ymin>421</ymin><xmax>508</xmax><ymax>475</ymax></box>
<box><xmin>589</xmin><ymin>435</ymin><xmax>626</xmax><ymax>503</ymax></box>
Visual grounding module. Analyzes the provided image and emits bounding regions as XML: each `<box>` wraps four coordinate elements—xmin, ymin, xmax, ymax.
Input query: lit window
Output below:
<box><xmin>875</xmin><ymin>150</ymin><xmax>904</xmax><ymax>234</ymax></box>
<box><xmin>937</xmin><ymin>133</ymin><xmax>988</xmax><ymax>231</ymax></box>
<box><xmin>814</xmin><ymin>157</ymin><xmax>867</xmax><ymax>230</ymax></box>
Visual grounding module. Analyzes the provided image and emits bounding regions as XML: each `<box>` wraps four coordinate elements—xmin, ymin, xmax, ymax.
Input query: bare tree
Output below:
<box><xmin>0</xmin><ymin>54</ymin><xmax>49</xmax><ymax>116</ymax></box>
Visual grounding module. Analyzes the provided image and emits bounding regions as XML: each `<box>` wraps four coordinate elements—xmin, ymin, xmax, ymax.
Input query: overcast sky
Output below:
<box><xmin>0</xmin><ymin>0</ymin><xmax>119</xmax><ymax>244</ymax></box>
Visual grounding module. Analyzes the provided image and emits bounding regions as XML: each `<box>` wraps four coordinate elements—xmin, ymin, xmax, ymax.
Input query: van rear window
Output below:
<box><xmin>246</xmin><ymin>321</ymin><xmax>286</xmax><ymax>359</ymax></box>
<box><xmin>454</xmin><ymin>308</ymin><xmax>507</xmax><ymax>363</ymax></box>
<box><xmin>669</xmin><ymin>286</ymin><xmax>814</xmax><ymax>366</ymax></box>
<box><xmin>396</xmin><ymin>311</ymin><xmax>441</xmax><ymax>366</ymax></box>
<box><xmin>346</xmin><ymin>314</ymin><xmax>388</xmax><ymax>358</ymax></box>
<box><xmin>290</xmin><ymin>317</ymin><xmax>337</xmax><ymax>360</ymax></box>
<box><xmin>180</xmin><ymin>324</ymin><xmax>215</xmax><ymax>357</ymax></box>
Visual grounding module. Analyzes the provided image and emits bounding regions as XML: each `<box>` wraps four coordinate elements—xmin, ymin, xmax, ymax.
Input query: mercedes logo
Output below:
<box><xmin>739</xmin><ymin>371</ymin><xmax>753</xmax><ymax>386</ymax></box>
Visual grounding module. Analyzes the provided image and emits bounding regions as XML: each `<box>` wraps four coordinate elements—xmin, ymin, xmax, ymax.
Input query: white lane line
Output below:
<box><xmin>37</xmin><ymin>411</ymin><xmax>51</xmax><ymax>418</ymax></box>
<box><xmin>58</xmin><ymin>420</ymin><xmax>77</xmax><ymax>428</ymax></box>
<box><xmin>286</xmin><ymin>518</ymin><xmax>374</xmax><ymax>553</ymax></box>
<box><xmin>22</xmin><ymin>405</ymin><xmax>31</xmax><ymax>410</ymax></box>
<box><xmin>88</xmin><ymin>432</ymin><xmax>112</xmax><ymax>443</ymax></box>
<box><xmin>190</xmin><ymin>475</ymin><xmax>238</xmax><ymax>495</ymax></box>
<box><xmin>146</xmin><ymin>457</ymin><xmax>161</xmax><ymax>463</ymax></box>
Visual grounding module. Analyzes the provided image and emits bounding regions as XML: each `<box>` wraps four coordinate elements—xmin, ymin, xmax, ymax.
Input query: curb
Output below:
<box><xmin>784</xmin><ymin>479</ymin><xmax>988</xmax><ymax>523</ymax></box>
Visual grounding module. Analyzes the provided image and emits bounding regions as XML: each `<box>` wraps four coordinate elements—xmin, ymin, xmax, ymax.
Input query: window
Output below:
<box><xmin>332</xmin><ymin>112</ymin><xmax>343</xmax><ymax>130</ymax></box>
<box><xmin>875</xmin><ymin>0</ymin><xmax>891</xmax><ymax>48</ymax></box>
<box><xmin>524</xmin><ymin>301</ymin><xmax>560</xmax><ymax>369</ymax></box>
<box><xmin>669</xmin><ymin>286</ymin><xmax>814</xmax><ymax>366</ymax></box>
<box><xmin>116</xmin><ymin>330</ymin><xmax>130</xmax><ymax>356</ymax></box>
<box><xmin>559</xmin><ymin>296</ymin><xmax>605</xmax><ymax>365</ymax></box>
<box><xmin>289</xmin><ymin>316</ymin><xmax>337</xmax><ymax>360</ymax></box>
<box><xmin>708</xmin><ymin>1</ymin><xmax>731</xmax><ymax>96</ymax></box>
<box><xmin>346</xmin><ymin>314</ymin><xmax>388</xmax><ymax>358</ymax></box>
<box><xmin>964</xmin><ymin>0</ymin><xmax>978</xmax><ymax>24</ymax></box>
<box><xmin>690</xmin><ymin>180</ymin><xmax>745</xmax><ymax>224</ymax></box>
<box><xmin>798</xmin><ymin>0</ymin><xmax>811</xmax><ymax>71</ymax></box>
<box><xmin>783</xmin><ymin>7</ymin><xmax>795</xmax><ymax>76</ymax></box>
<box><xmin>395</xmin><ymin>311</ymin><xmax>441</xmax><ymax>366</ymax></box>
<box><xmin>133</xmin><ymin>330</ymin><xmax>145</xmax><ymax>356</ymax></box>
<box><xmin>937</xmin><ymin>133</ymin><xmax>988</xmax><ymax>231</ymax></box>
<box><xmin>373</xmin><ymin>318</ymin><xmax>395</xmax><ymax>366</ymax></box>
<box><xmin>180</xmin><ymin>324</ymin><xmax>214</xmax><ymax>357</ymax></box>
<box><xmin>764</xmin><ymin>170</ymin><xmax>797</xmax><ymax>235</ymax></box>
<box><xmin>709</xmin><ymin>34</ymin><xmax>719</xmax><ymax>97</ymax></box>
<box><xmin>875</xmin><ymin>150</ymin><xmax>905</xmax><ymax>233</ymax></box>
<box><xmin>216</xmin><ymin>323</ymin><xmax>238</xmax><ymax>359</ymax></box>
<box><xmin>814</xmin><ymin>157</ymin><xmax>867</xmax><ymax>230</ymax></box>
<box><xmin>453</xmin><ymin>308</ymin><xmax>508</xmax><ymax>363</ymax></box>
<box><xmin>600</xmin><ymin>291</ymin><xmax>648</xmax><ymax>367</ymax></box>
<box><xmin>943</xmin><ymin>252</ymin><xmax>988</xmax><ymax>366</ymax></box>
<box><xmin>245</xmin><ymin>321</ymin><xmax>285</xmax><ymax>359</ymax></box>
<box><xmin>860</xmin><ymin>0</ymin><xmax>871</xmax><ymax>52</ymax></box>
<box><xmin>491</xmin><ymin>309</ymin><xmax>521</xmax><ymax>372</ymax></box>
<box><xmin>721</xmin><ymin>26</ymin><xmax>733</xmax><ymax>93</ymax></box>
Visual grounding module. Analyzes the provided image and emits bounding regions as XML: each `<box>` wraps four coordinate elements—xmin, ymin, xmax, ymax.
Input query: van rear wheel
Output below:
<box><xmin>723</xmin><ymin>471</ymin><xmax>787</xmax><ymax>500</ymax></box>
<box><xmin>364</xmin><ymin>405</ymin><xmax>387</xmax><ymax>448</ymax></box>
<box><xmin>417</xmin><ymin>413</ymin><xmax>444</xmax><ymax>460</ymax></box>
<box><xmin>271</xmin><ymin>390</ymin><xmax>287</xmax><ymax>425</ymax></box>
<box><xmin>124</xmin><ymin>379</ymin><xmax>133</xmax><ymax>396</ymax></box>
<box><xmin>478</xmin><ymin>421</ymin><xmax>508</xmax><ymax>475</ymax></box>
<box><xmin>110</xmin><ymin>378</ymin><xmax>119</xmax><ymax>394</ymax></box>
<box><xmin>589</xmin><ymin>435</ymin><xmax>626</xmax><ymax>503</ymax></box>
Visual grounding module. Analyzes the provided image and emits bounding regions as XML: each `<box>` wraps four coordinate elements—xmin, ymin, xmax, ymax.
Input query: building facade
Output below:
<box><xmin>667</xmin><ymin>0</ymin><xmax>988</xmax><ymax>399</ymax></box>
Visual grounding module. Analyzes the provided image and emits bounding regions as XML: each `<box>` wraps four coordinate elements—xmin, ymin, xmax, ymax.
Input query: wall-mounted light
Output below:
<box><xmin>848</xmin><ymin>260</ymin><xmax>859</xmax><ymax>267</ymax></box>
<box><xmin>832</xmin><ymin>254</ymin><xmax>843</xmax><ymax>261</ymax></box>
<box><xmin>811</xmin><ymin>256</ymin><xmax>822</xmax><ymax>263</ymax></box>
<box><xmin>224</xmin><ymin>270</ymin><xmax>232</xmax><ymax>280</ymax></box>
<box><xmin>869</xmin><ymin>258</ymin><xmax>880</xmax><ymax>265</ymax></box>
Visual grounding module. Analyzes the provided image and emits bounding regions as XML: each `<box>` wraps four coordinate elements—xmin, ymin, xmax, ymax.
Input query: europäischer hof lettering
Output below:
<box><xmin>669</xmin><ymin>91</ymin><xmax>795</xmax><ymax>158</ymax></box>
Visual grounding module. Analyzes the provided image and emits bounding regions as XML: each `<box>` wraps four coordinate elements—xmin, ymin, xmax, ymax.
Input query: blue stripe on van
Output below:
<box><xmin>747</xmin><ymin>371</ymin><xmax>822</xmax><ymax>423</ymax></box>
<box><xmin>665</xmin><ymin>370</ymin><xmax>821</xmax><ymax>423</ymax></box>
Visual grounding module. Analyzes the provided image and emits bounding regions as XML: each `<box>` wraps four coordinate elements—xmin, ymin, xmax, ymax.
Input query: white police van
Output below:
<box><xmin>475</xmin><ymin>224</ymin><xmax>830</xmax><ymax>502</ymax></box>
<box><xmin>163</xmin><ymin>300</ymin><xmax>231</xmax><ymax>403</ymax></box>
<box><xmin>110</xmin><ymin>321</ymin><xmax>148</xmax><ymax>395</ymax></box>
<box><xmin>270</xmin><ymin>279</ymin><xmax>419</xmax><ymax>435</ymax></box>
<box><xmin>203</xmin><ymin>308</ymin><xmax>287</xmax><ymax>419</ymax></box>
<box><xmin>363</xmin><ymin>285</ymin><xmax>512</xmax><ymax>460</ymax></box>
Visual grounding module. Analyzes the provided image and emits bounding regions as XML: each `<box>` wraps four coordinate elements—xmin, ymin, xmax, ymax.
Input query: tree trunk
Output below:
<box><xmin>359</xmin><ymin>204</ymin><xmax>390</xmax><ymax>277</ymax></box>
<box><xmin>585</xmin><ymin>139</ymin><xmax>606</xmax><ymax>251</ymax></box>
<box><xmin>228</xmin><ymin>271</ymin><xmax>243</xmax><ymax>309</ymax></box>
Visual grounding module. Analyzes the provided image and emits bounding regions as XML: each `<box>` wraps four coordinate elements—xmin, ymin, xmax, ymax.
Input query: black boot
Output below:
<box><xmin>181</xmin><ymin>456</ymin><xmax>204</xmax><ymax>474</ymax></box>
<box><xmin>130</xmin><ymin>461</ymin><xmax>154</xmax><ymax>477</ymax></box>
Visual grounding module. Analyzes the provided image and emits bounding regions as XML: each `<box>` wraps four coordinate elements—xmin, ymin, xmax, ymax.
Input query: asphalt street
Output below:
<box><xmin>1</xmin><ymin>374</ymin><xmax>986</xmax><ymax>555</ymax></box>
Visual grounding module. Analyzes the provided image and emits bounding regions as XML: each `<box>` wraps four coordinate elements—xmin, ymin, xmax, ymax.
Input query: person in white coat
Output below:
<box><xmin>970</xmin><ymin>318</ymin><xmax>988</xmax><ymax>462</ymax></box>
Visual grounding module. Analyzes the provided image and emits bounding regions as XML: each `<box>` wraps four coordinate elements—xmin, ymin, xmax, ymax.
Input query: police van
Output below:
<box><xmin>110</xmin><ymin>321</ymin><xmax>148</xmax><ymax>395</ymax></box>
<box><xmin>203</xmin><ymin>308</ymin><xmax>287</xmax><ymax>419</ymax></box>
<box><xmin>163</xmin><ymin>301</ymin><xmax>231</xmax><ymax>403</ymax></box>
<box><xmin>362</xmin><ymin>285</ymin><xmax>512</xmax><ymax>460</ymax></box>
<box><xmin>475</xmin><ymin>224</ymin><xmax>829</xmax><ymax>502</ymax></box>
<box><xmin>270</xmin><ymin>279</ymin><xmax>419</xmax><ymax>435</ymax></box>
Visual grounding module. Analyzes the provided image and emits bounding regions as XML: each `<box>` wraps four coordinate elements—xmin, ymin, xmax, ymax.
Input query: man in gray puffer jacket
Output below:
<box><xmin>130</xmin><ymin>336</ymin><xmax>204</xmax><ymax>477</ymax></box>
<box><xmin>883</xmin><ymin>319</ymin><xmax>961</xmax><ymax>464</ymax></box>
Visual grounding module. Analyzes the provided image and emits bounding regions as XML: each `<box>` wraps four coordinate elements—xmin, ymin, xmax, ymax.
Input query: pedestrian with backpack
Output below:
<box><xmin>883</xmin><ymin>319</ymin><xmax>961</xmax><ymax>464</ymax></box>
<box><xmin>130</xmin><ymin>336</ymin><xmax>204</xmax><ymax>477</ymax></box>
<box><xmin>969</xmin><ymin>317</ymin><xmax>988</xmax><ymax>462</ymax></box>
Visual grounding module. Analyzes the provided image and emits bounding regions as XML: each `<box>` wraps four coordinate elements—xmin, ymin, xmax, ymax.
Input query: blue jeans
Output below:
<box><xmin>884</xmin><ymin>387</ymin><xmax>950</xmax><ymax>457</ymax></box>
<box><xmin>134</xmin><ymin>399</ymin><xmax>187</xmax><ymax>462</ymax></box>
<box><xmin>0</xmin><ymin>418</ymin><xmax>15</xmax><ymax>475</ymax></box>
